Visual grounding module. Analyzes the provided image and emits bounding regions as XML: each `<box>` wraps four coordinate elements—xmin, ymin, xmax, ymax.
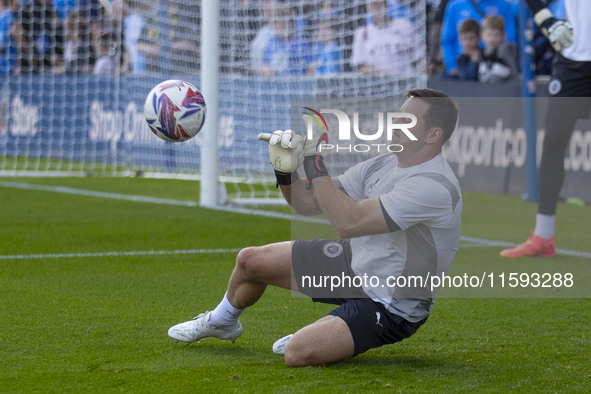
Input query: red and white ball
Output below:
<box><xmin>144</xmin><ymin>80</ymin><xmax>206</xmax><ymax>142</ymax></box>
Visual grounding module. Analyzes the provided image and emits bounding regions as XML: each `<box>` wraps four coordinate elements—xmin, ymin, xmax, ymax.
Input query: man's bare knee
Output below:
<box><xmin>283</xmin><ymin>316</ymin><xmax>354</xmax><ymax>367</ymax></box>
<box><xmin>284</xmin><ymin>335</ymin><xmax>316</xmax><ymax>367</ymax></box>
<box><xmin>233</xmin><ymin>242</ymin><xmax>293</xmax><ymax>290</ymax></box>
<box><xmin>235</xmin><ymin>246</ymin><xmax>261</xmax><ymax>278</ymax></box>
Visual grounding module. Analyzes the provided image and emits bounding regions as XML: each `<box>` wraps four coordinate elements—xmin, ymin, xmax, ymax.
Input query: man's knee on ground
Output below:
<box><xmin>283</xmin><ymin>335</ymin><xmax>318</xmax><ymax>367</ymax></box>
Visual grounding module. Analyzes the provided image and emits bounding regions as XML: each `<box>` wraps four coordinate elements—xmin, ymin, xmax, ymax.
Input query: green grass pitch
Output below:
<box><xmin>1</xmin><ymin>177</ymin><xmax>589</xmax><ymax>392</ymax></box>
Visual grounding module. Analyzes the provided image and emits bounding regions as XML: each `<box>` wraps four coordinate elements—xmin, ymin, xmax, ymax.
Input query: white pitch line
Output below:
<box><xmin>460</xmin><ymin>236</ymin><xmax>515</xmax><ymax>248</ymax></box>
<box><xmin>2</xmin><ymin>181</ymin><xmax>590</xmax><ymax>259</ymax></box>
<box><xmin>459</xmin><ymin>236</ymin><xmax>591</xmax><ymax>259</ymax></box>
<box><xmin>0</xmin><ymin>181</ymin><xmax>198</xmax><ymax>207</ymax></box>
<box><xmin>0</xmin><ymin>181</ymin><xmax>328</xmax><ymax>223</ymax></box>
<box><xmin>0</xmin><ymin>248</ymin><xmax>242</xmax><ymax>260</ymax></box>
<box><xmin>212</xmin><ymin>204</ymin><xmax>330</xmax><ymax>224</ymax></box>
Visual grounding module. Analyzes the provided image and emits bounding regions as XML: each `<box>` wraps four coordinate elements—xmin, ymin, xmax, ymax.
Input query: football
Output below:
<box><xmin>144</xmin><ymin>80</ymin><xmax>207</xmax><ymax>142</ymax></box>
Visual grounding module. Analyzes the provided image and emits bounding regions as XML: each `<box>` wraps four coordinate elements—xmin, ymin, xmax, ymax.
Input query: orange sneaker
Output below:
<box><xmin>500</xmin><ymin>234</ymin><xmax>555</xmax><ymax>258</ymax></box>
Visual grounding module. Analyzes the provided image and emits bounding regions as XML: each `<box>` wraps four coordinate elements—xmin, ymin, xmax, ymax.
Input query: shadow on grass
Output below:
<box><xmin>167</xmin><ymin>337</ymin><xmax>473</xmax><ymax>378</ymax></box>
<box><xmin>175</xmin><ymin>341</ymin><xmax>257</xmax><ymax>358</ymax></box>
<box><xmin>339</xmin><ymin>353</ymin><xmax>446</xmax><ymax>370</ymax></box>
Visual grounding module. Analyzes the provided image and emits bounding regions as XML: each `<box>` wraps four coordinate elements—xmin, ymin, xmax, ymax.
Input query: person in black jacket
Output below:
<box><xmin>12</xmin><ymin>0</ymin><xmax>66</xmax><ymax>73</ymax></box>
<box><xmin>501</xmin><ymin>0</ymin><xmax>591</xmax><ymax>258</ymax></box>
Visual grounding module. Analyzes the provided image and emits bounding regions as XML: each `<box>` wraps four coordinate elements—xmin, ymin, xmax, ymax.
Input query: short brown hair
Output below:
<box><xmin>404</xmin><ymin>89</ymin><xmax>459</xmax><ymax>143</ymax></box>
<box><xmin>459</xmin><ymin>18</ymin><xmax>480</xmax><ymax>36</ymax></box>
<box><xmin>482</xmin><ymin>15</ymin><xmax>506</xmax><ymax>33</ymax></box>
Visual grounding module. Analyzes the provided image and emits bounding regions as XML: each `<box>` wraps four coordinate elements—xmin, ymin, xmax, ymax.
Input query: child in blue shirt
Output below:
<box><xmin>456</xmin><ymin>18</ymin><xmax>482</xmax><ymax>80</ymax></box>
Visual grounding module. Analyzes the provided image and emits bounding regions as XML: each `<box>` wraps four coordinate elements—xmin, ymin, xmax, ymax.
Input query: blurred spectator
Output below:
<box><xmin>52</xmin><ymin>0</ymin><xmax>77</xmax><ymax>19</ymax></box>
<box><xmin>364</xmin><ymin>0</ymin><xmax>418</xmax><ymax>23</ymax></box>
<box><xmin>427</xmin><ymin>0</ymin><xmax>450</xmax><ymax>75</ymax></box>
<box><xmin>93</xmin><ymin>30</ymin><xmax>117</xmax><ymax>75</ymax></box>
<box><xmin>315</xmin><ymin>0</ymin><xmax>365</xmax><ymax>73</ymax></box>
<box><xmin>78</xmin><ymin>0</ymin><xmax>106</xmax><ymax>58</ymax></box>
<box><xmin>350</xmin><ymin>0</ymin><xmax>420</xmax><ymax>75</ymax></box>
<box><xmin>136</xmin><ymin>0</ymin><xmax>199</xmax><ymax>75</ymax></box>
<box><xmin>64</xmin><ymin>9</ymin><xmax>95</xmax><ymax>73</ymax></box>
<box><xmin>312</xmin><ymin>16</ymin><xmax>341</xmax><ymax>76</ymax></box>
<box><xmin>258</xmin><ymin>4</ymin><xmax>313</xmax><ymax>76</ymax></box>
<box><xmin>440</xmin><ymin>0</ymin><xmax>516</xmax><ymax>76</ymax></box>
<box><xmin>362</xmin><ymin>0</ymin><xmax>418</xmax><ymax>23</ymax></box>
<box><xmin>75</xmin><ymin>0</ymin><xmax>129</xmax><ymax>74</ymax></box>
<box><xmin>291</xmin><ymin>1</ymin><xmax>320</xmax><ymax>43</ymax></box>
<box><xmin>221</xmin><ymin>0</ymin><xmax>261</xmax><ymax>75</ymax></box>
<box><xmin>456</xmin><ymin>18</ymin><xmax>481</xmax><ymax>80</ymax></box>
<box><xmin>388</xmin><ymin>0</ymin><xmax>416</xmax><ymax>20</ymax></box>
<box><xmin>109</xmin><ymin>0</ymin><xmax>131</xmax><ymax>73</ymax></box>
<box><xmin>250</xmin><ymin>0</ymin><xmax>275</xmax><ymax>74</ymax></box>
<box><xmin>124</xmin><ymin>0</ymin><xmax>149</xmax><ymax>74</ymax></box>
<box><xmin>0</xmin><ymin>0</ymin><xmax>15</xmax><ymax>74</ymax></box>
<box><xmin>92</xmin><ymin>32</ymin><xmax>117</xmax><ymax>75</ymax></box>
<box><xmin>340</xmin><ymin>1</ymin><xmax>366</xmax><ymax>72</ymax></box>
<box><xmin>478</xmin><ymin>15</ymin><xmax>518</xmax><ymax>83</ymax></box>
<box><xmin>12</xmin><ymin>0</ymin><xmax>66</xmax><ymax>73</ymax></box>
<box><xmin>318</xmin><ymin>0</ymin><xmax>340</xmax><ymax>20</ymax></box>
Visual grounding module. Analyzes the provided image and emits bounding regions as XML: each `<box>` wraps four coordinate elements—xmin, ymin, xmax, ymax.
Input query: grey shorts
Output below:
<box><xmin>292</xmin><ymin>239</ymin><xmax>428</xmax><ymax>356</ymax></box>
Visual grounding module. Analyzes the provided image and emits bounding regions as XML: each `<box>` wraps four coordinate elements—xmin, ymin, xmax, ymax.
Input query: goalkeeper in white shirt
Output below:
<box><xmin>168</xmin><ymin>89</ymin><xmax>462</xmax><ymax>367</ymax></box>
<box><xmin>501</xmin><ymin>0</ymin><xmax>591</xmax><ymax>258</ymax></box>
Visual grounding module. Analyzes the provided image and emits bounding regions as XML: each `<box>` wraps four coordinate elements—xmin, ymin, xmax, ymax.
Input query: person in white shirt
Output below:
<box><xmin>351</xmin><ymin>0</ymin><xmax>421</xmax><ymax>75</ymax></box>
<box><xmin>249</xmin><ymin>0</ymin><xmax>276</xmax><ymax>74</ymax></box>
<box><xmin>168</xmin><ymin>89</ymin><xmax>462</xmax><ymax>367</ymax></box>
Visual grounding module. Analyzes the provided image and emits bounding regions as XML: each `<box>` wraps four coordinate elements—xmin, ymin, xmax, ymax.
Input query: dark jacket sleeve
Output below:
<box><xmin>498</xmin><ymin>42</ymin><xmax>520</xmax><ymax>80</ymax></box>
<box><xmin>456</xmin><ymin>54</ymin><xmax>479</xmax><ymax>81</ymax></box>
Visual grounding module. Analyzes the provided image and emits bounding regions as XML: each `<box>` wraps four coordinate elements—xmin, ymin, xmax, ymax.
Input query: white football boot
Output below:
<box><xmin>168</xmin><ymin>311</ymin><xmax>243</xmax><ymax>344</ymax></box>
<box><xmin>272</xmin><ymin>334</ymin><xmax>293</xmax><ymax>354</ymax></box>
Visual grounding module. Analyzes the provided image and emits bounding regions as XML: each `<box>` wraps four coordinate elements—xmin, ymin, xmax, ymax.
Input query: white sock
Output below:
<box><xmin>208</xmin><ymin>292</ymin><xmax>244</xmax><ymax>327</ymax></box>
<box><xmin>533</xmin><ymin>214</ymin><xmax>556</xmax><ymax>240</ymax></box>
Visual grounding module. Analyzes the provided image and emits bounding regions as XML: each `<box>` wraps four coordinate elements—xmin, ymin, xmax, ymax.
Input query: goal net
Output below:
<box><xmin>0</xmin><ymin>0</ymin><xmax>426</xmax><ymax>205</ymax></box>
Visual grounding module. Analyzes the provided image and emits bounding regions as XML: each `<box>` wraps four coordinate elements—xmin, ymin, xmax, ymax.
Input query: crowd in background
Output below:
<box><xmin>427</xmin><ymin>0</ymin><xmax>562</xmax><ymax>81</ymax></box>
<box><xmin>0</xmin><ymin>0</ymin><xmax>199</xmax><ymax>75</ymax></box>
<box><xmin>0</xmin><ymin>0</ymin><xmax>562</xmax><ymax>82</ymax></box>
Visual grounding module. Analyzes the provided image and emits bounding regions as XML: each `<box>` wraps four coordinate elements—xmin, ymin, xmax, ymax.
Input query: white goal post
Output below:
<box><xmin>200</xmin><ymin>0</ymin><xmax>221</xmax><ymax>207</ymax></box>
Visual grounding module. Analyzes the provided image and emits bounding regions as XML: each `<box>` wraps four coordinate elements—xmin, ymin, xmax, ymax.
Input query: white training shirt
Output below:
<box><xmin>350</xmin><ymin>19</ymin><xmax>422</xmax><ymax>75</ymax></box>
<box><xmin>562</xmin><ymin>0</ymin><xmax>591</xmax><ymax>61</ymax></box>
<box><xmin>337</xmin><ymin>153</ymin><xmax>462</xmax><ymax>322</ymax></box>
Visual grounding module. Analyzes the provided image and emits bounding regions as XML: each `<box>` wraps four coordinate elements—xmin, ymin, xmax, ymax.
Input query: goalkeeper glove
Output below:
<box><xmin>258</xmin><ymin>130</ymin><xmax>303</xmax><ymax>186</ymax></box>
<box><xmin>534</xmin><ymin>8</ymin><xmax>573</xmax><ymax>52</ymax></box>
<box><xmin>302</xmin><ymin>115</ymin><xmax>330</xmax><ymax>183</ymax></box>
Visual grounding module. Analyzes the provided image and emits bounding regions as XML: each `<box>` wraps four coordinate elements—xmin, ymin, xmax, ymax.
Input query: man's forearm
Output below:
<box><xmin>280</xmin><ymin>177</ymin><xmax>321</xmax><ymax>216</ymax></box>
<box><xmin>308</xmin><ymin>176</ymin><xmax>389</xmax><ymax>238</ymax></box>
<box><xmin>308</xmin><ymin>177</ymin><xmax>357</xmax><ymax>237</ymax></box>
